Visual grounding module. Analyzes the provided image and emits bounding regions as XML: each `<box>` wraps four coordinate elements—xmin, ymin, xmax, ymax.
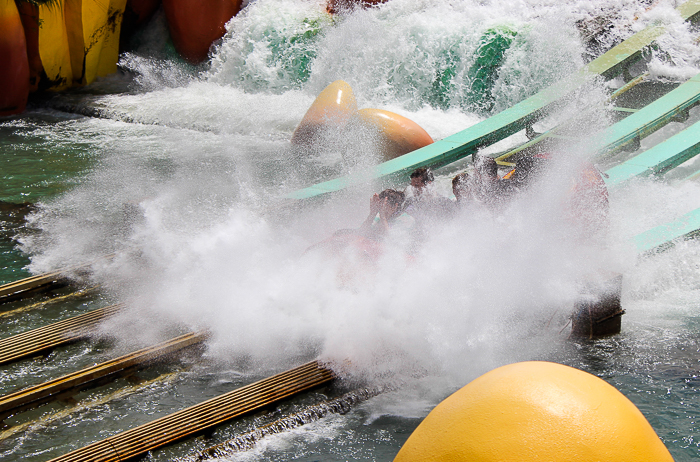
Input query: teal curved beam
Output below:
<box><xmin>285</xmin><ymin>0</ymin><xmax>700</xmax><ymax>201</ymax></box>
<box><xmin>605</xmin><ymin>117</ymin><xmax>700</xmax><ymax>186</ymax></box>
<box><xmin>634</xmin><ymin>207</ymin><xmax>700</xmax><ymax>254</ymax></box>
<box><xmin>586</xmin><ymin>73</ymin><xmax>700</xmax><ymax>159</ymax></box>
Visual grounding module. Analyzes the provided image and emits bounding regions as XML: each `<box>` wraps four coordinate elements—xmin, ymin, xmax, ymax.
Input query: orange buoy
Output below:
<box><xmin>355</xmin><ymin>108</ymin><xmax>433</xmax><ymax>160</ymax></box>
<box><xmin>162</xmin><ymin>0</ymin><xmax>243</xmax><ymax>64</ymax></box>
<box><xmin>0</xmin><ymin>0</ymin><xmax>30</xmax><ymax>116</ymax></box>
<box><xmin>291</xmin><ymin>80</ymin><xmax>358</xmax><ymax>145</ymax></box>
<box><xmin>395</xmin><ymin>361</ymin><xmax>673</xmax><ymax>462</ymax></box>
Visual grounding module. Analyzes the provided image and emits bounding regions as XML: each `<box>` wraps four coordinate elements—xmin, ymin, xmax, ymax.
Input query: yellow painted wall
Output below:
<box><xmin>36</xmin><ymin>0</ymin><xmax>127</xmax><ymax>90</ymax></box>
<box><xmin>38</xmin><ymin>2</ymin><xmax>73</xmax><ymax>90</ymax></box>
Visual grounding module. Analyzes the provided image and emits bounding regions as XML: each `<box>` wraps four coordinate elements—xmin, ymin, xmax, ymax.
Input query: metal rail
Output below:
<box><xmin>494</xmin><ymin>73</ymin><xmax>651</xmax><ymax>165</ymax></box>
<box><xmin>604</xmin><ymin>118</ymin><xmax>700</xmax><ymax>186</ymax></box>
<box><xmin>48</xmin><ymin>360</ymin><xmax>335</xmax><ymax>462</ymax></box>
<box><xmin>634</xmin><ymin>207</ymin><xmax>700</xmax><ymax>254</ymax></box>
<box><xmin>0</xmin><ymin>331</ymin><xmax>206</xmax><ymax>420</ymax></box>
<box><xmin>496</xmin><ymin>74</ymin><xmax>700</xmax><ymax>166</ymax></box>
<box><xmin>0</xmin><ymin>304</ymin><xmax>121</xmax><ymax>366</ymax></box>
<box><xmin>496</xmin><ymin>72</ymin><xmax>700</xmax><ymax>164</ymax></box>
<box><xmin>583</xmin><ymin>74</ymin><xmax>700</xmax><ymax>159</ymax></box>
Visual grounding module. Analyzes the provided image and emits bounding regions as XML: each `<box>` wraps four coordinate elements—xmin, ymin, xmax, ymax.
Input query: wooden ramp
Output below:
<box><xmin>0</xmin><ymin>304</ymin><xmax>121</xmax><ymax>366</ymax></box>
<box><xmin>48</xmin><ymin>360</ymin><xmax>335</xmax><ymax>462</ymax></box>
<box><xmin>0</xmin><ymin>331</ymin><xmax>206</xmax><ymax>421</ymax></box>
<box><xmin>604</xmin><ymin>118</ymin><xmax>700</xmax><ymax>186</ymax></box>
<box><xmin>0</xmin><ymin>254</ymin><xmax>113</xmax><ymax>304</ymax></box>
<box><xmin>0</xmin><ymin>271</ymin><xmax>69</xmax><ymax>304</ymax></box>
<box><xmin>195</xmin><ymin>387</ymin><xmax>382</xmax><ymax>459</ymax></box>
<box><xmin>0</xmin><ymin>286</ymin><xmax>98</xmax><ymax>321</ymax></box>
<box><xmin>284</xmin><ymin>0</ymin><xmax>700</xmax><ymax>201</ymax></box>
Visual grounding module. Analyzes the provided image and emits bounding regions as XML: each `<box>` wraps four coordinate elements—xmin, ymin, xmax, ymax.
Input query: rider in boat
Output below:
<box><xmin>404</xmin><ymin>167</ymin><xmax>455</xmax><ymax>220</ymax></box>
<box><xmin>357</xmin><ymin>188</ymin><xmax>413</xmax><ymax>241</ymax></box>
<box><xmin>501</xmin><ymin>152</ymin><xmax>609</xmax><ymax>240</ymax></box>
<box><xmin>452</xmin><ymin>172</ymin><xmax>471</xmax><ymax>205</ymax></box>
<box><xmin>471</xmin><ymin>154</ymin><xmax>512</xmax><ymax>210</ymax></box>
<box><xmin>304</xmin><ymin>188</ymin><xmax>414</xmax><ymax>271</ymax></box>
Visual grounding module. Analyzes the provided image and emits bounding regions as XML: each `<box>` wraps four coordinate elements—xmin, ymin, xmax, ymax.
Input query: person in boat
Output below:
<box><xmin>357</xmin><ymin>188</ymin><xmax>413</xmax><ymax>241</ymax></box>
<box><xmin>501</xmin><ymin>154</ymin><xmax>549</xmax><ymax>192</ymax></box>
<box><xmin>504</xmin><ymin>152</ymin><xmax>609</xmax><ymax>239</ymax></box>
<box><xmin>304</xmin><ymin>188</ymin><xmax>413</xmax><ymax>263</ymax></box>
<box><xmin>452</xmin><ymin>172</ymin><xmax>471</xmax><ymax>205</ymax></box>
<box><xmin>404</xmin><ymin>167</ymin><xmax>454</xmax><ymax>220</ymax></box>
<box><xmin>567</xmin><ymin>162</ymin><xmax>609</xmax><ymax>241</ymax></box>
<box><xmin>406</xmin><ymin>167</ymin><xmax>434</xmax><ymax>201</ymax></box>
<box><xmin>471</xmin><ymin>154</ymin><xmax>504</xmax><ymax>209</ymax></box>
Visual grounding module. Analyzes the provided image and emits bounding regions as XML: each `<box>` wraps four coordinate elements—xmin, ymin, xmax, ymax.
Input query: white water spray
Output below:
<box><xmin>18</xmin><ymin>0</ymin><xmax>700</xmax><ymax>409</ymax></box>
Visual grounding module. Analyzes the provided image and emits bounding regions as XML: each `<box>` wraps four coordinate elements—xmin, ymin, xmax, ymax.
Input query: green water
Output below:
<box><xmin>0</xmin><ymin>112</ymin><xmax>98</xmax><ymax>284</ymax></box>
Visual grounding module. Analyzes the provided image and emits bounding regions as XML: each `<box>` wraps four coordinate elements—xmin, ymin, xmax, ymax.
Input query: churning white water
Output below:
<box><xmin>8</xmin><ymin>0</ymin><xmax>700</xmax><ymax>459</ymax></box>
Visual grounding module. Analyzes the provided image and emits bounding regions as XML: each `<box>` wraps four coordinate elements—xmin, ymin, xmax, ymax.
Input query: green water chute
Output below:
<box><xmin>464</xmin><ymin>25</ymin><xmax>518</xmax><ymax>113</ymax></box>
<box><xmin>267</xmin><ymin>16</ymin><xmax>332</xmax><ymax>87</ymax></box>
<box><xmin>429</xmin><ymin>25</ymin><xmax>517</xmax><ymax>113</ymax></box>
<box><xmin>430</xmin><ymin>46</ymin><xmax>459</xmax><ymax>110</ymax></box>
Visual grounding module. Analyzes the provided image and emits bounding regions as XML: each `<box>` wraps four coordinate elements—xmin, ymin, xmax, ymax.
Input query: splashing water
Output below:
<box><xmin>5</xmin><ymin>0</ymin><xmax>700</xmax><ymax>459</ymax></box>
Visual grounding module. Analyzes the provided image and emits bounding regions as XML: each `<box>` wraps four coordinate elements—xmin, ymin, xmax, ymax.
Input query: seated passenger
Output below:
<box><xmin>567</xmin><ymin>162</ymin><xmax>609</xmax><ymax>243</ymax></box>
<box><xmin>357</xmin><ymin>188</ymin><xmax>412</xmax><ymax>241</ymax></box>
<box><xmin>406</xmin><ymin>167</ymin><xmax>434</xmax><ymax>202</ymax></box>
<box><xmin>305</xmin><ymin>188</ymin><xmax>412</xmax><ymax>260</ymax></box>
<box><xmin>501</xmin><ymin>154</ymin><xmax>548</xmax><ymax>192</ymax></box>
<box><xmin>404</xmin><ymin>167</ymin><xmax>454</xmax><ymax>221</ymax></box>
<box><xmin>452</xmin><ymin>172</ymin><xmax>471</xmax><ymax>205</ymax></box>
<box><xmin>472</xmin><ymin>155</ymin><xmax>499</xmax><ymax>204</ymax></box>
<box><xmin>471</xmin><ymin>154</ymin><xmax>518</xmax><ymax>210</ymax></box>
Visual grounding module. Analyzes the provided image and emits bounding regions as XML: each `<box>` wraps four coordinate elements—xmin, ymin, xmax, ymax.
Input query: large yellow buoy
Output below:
<box><xmin>394</xmin><ymin>361</ymin><xmax>673</xmax><ymax>462</ymax></box>
<box><xmin>291</xmin><ymin>80</ymin><xmax>357</xmax><ymax>144</ymax></box>
<box><xmin>355</xmin><ymin>108</ymin><xmax>433</xmax><ymax>160</ymax></box>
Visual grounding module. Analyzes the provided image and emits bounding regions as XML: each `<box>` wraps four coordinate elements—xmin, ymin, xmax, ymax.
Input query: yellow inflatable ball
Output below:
<box><xmin>291</xmin><ymin>80</ymin><xmax>357</xmax><ymax>145</ymax></box>
<box><xmin>394</xmin><ymin>361</ymin><xmax>673</xmax><ymax>462</ymax></box>
<box><xmin>355</xmin><ymin>108</ymin><xmax>433</xmax><ymax>161</ymax></box>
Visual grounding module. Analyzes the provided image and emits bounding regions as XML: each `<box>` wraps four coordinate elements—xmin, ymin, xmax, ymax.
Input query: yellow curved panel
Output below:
<box><xmin>38</xmin><ymin>1</ymin><xmax>73</xmax><ymax>90</ymax></box>
<box><xmin>82</xmin><ymin>0</ymin><xmax>110</xmax><ymax>84</ymax></box>
<box><xmin>64</xmin><ymin>0</ymin><xmax>84</xmax><ymax>85</ymax></box>
<box><xmin>96</xmin><ymin>0</ymin><xmax>127</xmax><ymax>78</ymax></box>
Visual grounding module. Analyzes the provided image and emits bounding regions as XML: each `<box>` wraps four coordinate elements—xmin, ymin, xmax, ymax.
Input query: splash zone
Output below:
<box><xmin>3</xmin><ymin>0</ymin><xmax>700</xmax><ymax>461</ymax></box>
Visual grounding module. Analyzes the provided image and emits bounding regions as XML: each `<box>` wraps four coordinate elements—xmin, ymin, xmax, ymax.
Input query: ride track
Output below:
<box><xmin>5</xmin><ymin>1</ymin><xmax>700</xmax><ymax>460</ymax></box>
<box><xmin>284</xmin><ymin>0</ymin><xmax>700</xmax><ymax>201</ymax></box>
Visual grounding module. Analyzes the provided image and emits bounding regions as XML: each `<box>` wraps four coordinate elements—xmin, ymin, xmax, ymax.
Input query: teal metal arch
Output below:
<box><xmin>285</xmin><ymin>0</ymin><xmax>700</xmax><ymax>201</ymax></box>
